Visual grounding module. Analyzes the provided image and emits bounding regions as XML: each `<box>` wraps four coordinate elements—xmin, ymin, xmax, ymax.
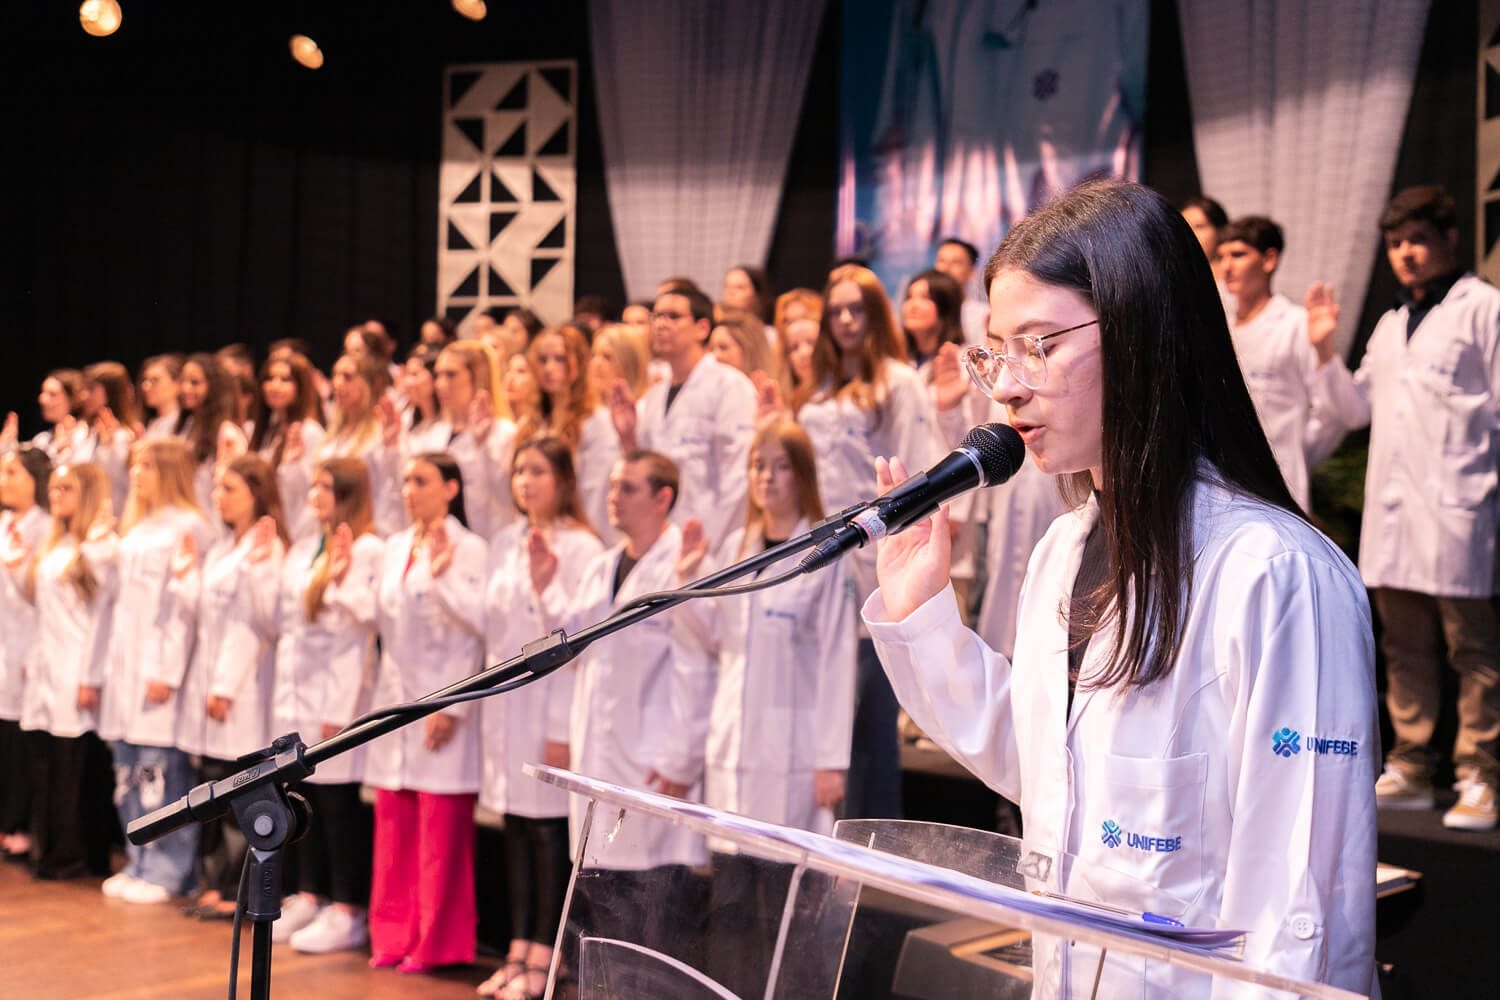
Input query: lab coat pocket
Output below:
<box><xmin>1088</xmin><ymin>751</ymin><xmax>1207</xmax><ymax>909</ymax></box>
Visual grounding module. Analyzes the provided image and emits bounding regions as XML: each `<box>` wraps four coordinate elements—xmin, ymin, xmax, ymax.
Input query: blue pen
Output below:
<box><xmin>1033</xmin><ymin>890</ymin><xmax>1185</xmax><ymax>928</ymax></box>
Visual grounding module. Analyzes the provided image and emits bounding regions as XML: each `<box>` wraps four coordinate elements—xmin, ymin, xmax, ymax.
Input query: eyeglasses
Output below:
<box><xmin>961</xmin><ymin>319</ymin><xmax>1098</xmax><ymax>393</ymax></box>
<box><xmin>649</xmin><ymin>309</ymin><xmax>690</xmax><ymax>324</ymax></box>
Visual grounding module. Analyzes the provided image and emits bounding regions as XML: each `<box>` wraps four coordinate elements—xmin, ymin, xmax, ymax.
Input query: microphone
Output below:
<box><xmin>799</xmin><ymin>423</ymin><xmax>1026</xmax><ymax>572</ymax></box>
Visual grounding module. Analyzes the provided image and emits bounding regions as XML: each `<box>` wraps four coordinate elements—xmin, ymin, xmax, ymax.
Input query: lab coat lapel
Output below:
<box><xmin>611</xmin><ymin>523</ymin><xmax>682</xmax><ymax>609</ymax></box>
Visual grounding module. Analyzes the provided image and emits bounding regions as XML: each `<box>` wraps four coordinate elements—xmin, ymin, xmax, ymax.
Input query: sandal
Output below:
<box><xmin>496</xmin><ymin>963</ymin><xmax>550</xmax><ymax>1000</ymax></box>
<box><xmin>476</xmin><ymin>956</ymin><xmax>527</xmax><ymax>997</ymax></box>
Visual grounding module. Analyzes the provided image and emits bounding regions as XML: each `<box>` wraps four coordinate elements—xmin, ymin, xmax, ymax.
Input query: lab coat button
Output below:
<box><xmin>1289</xmin><ymin>913</ymin><xmax>1316</xmax><ymax>940</ymax></box>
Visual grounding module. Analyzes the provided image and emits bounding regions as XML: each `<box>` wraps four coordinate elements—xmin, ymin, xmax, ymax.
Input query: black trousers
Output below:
<box><xmin>25</xmin><ymin>729</ymin><xmax>115</xmax><ymax>879</ymax></box>
<box><xmin>295</xmin><ymin>781</ymin><xmax>373</xmax><ymax>906</ymax></box>
<box><xmin>0</xmin><ymin>719</ymin><xmax>31</xmax><ymax>836</ymax></box>
<box><xmin>502</xmin><ymin>814</ymin><xmax>571</xmax><ymax>945</ymax></box>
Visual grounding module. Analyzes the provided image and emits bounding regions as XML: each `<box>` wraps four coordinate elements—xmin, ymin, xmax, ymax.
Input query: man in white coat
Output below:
<box><xmin>1309</xmin><ymin>184</ymin><xmax>1500</xmax><ymax>831</ymax></box>
<box><xmin>935</xmin><ymin>237</ymin><xmax>988</xmax><ymax>347</ymax></box>
<box><xmin>537</xmin><ymin>451</ymin><xmax>714</xmax><ymax>956</ymax></box>
<box><xmin>609</xmin><ymin>285</ymin><xmax>756</xmax><ymax>549</ymax></box>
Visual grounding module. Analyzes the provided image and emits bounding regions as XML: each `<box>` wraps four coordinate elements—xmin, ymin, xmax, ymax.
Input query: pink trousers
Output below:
<box><xmin>369</xmin><ymin>789</ymin><xmax>477</xmax><ymax>967</ymax></box>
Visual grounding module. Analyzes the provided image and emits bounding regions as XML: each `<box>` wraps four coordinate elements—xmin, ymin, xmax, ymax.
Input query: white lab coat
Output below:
<box><xmin>1314</xmin><ymin>273</ymin><xmax>1500</xmax><ymax>597</ymax></box>
<box><xmin>0</xmin><ymin>507</ymin><xmax>51</xmax><ymax>721</ymax></box>
<box><xmin>1227</xmin><ymin>294</ymin><xmax>1336</xmax><ymax>512</ymax></box>
<box><xmin>686</xmin><ymin>522</ymin><xmax>858</xmax><ymax>835</ymax></box>
<box><xmin>174</xmin><ymin>532</ymin><xmax>283</xmax><ymax>761</ymax></box>
<box><xmin>635</xmin><ymin>353</ymin><xmax>756</xmax><ymax>547</ymax></box>
<box><xmin>398</xmin><ymin>417</ymin><xmax>519</xmax><ymax>543</ymax></box>
<box><xmin>574</xmin><ymin>407</ymin><xmax>620</xmax><ymax>542</ymax></box>
<box><xmin>19</xmin><ymin>536</ymin><xmax>115</xmax><ymax>738</ymax></box>
<box><xmin>542</xmin><ymin>524</ymin><xmax>713</xmax><ymax>870</ymax></box>
<box><xmin>365</xmin><ymin>516</ymin><xmax>488</xmax><ymax>794</ymax></box>
<box><xmin>269</xmin><ymin>419</ymin><xmax>328</xmax><ymax>540</ymax></box>
<box><xmin>97</xmin><ymin>507</ymin><xmax>217</xmax><ymax>748</ymax></box>
<box><xmin>314</xmin><ymin>427</ymin><xmax>404</xmax><ymax>537</ymax></box>
<box><xmin>974</xmin><ymin>454</ymin><xmax>1068</xmax><ymax>659</ymax></box>
<box><xmin>797</xmin><ymin>358</ymin><xmax>943</xmax><ymax>607</ymax></box>
<box><xmin>865</xmin><ymin>478</ymin><xmax>1379</xmax><ymax>997</ymax></box>
<box><xmin>272</xmin><ymin>532</ymin><xmax>382</xmax><ymax>785</ymax></box>
<box><xmin>480</xmin><ymin>520</ymin><xmax>604</xmax><ymax>818</ymax></box>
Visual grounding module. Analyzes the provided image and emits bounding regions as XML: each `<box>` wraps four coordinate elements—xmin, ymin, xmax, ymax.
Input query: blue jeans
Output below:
<box><xmin>110</xmin><ymin>741</ymin><xmax>198</xmax><ymax>894</ymax></box>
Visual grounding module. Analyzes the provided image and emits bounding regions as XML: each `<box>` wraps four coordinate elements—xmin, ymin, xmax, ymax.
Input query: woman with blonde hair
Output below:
<box><xmin>97</xmin><ymin>438</ymin><xmax>217</xmax><ymax>903</ymax></box>
<box><xmin>270</xmin><ymin>457</ymin><xmax>382</xmax><ymax>953</ymax></box>
<box><xmin>0</xmin><ymin>447</ymin><xmax>53</xmax><ymax>860</ymax></box>
<box><xmin>796</xmin><ymin>264</ymin><xmax>941</xmax><ymax>820</ymax></box>
<box><xmin>582</xmin><ymin>325</ymin><xmax>649</xmax><ymax>535</ymax></box>
<box><xmin>476</xmin><ymin>438</ymin><xmax>603</xmax><ymax>998</ymax></box>
<box><xmin>175</xmin><ymin>456</ymin><xmax>288</xmax><ymax>919</ymax></box>
<box><xmin>9</xmin><ymin>462</ymin><xmax>118</xmax><ymax>880</ymax></box>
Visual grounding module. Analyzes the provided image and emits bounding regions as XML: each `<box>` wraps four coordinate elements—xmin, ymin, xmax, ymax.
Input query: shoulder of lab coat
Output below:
<box><xmin>540</xmin><ymin>525</ymin><xmax>607</xmax><ymax>743</ymax></box>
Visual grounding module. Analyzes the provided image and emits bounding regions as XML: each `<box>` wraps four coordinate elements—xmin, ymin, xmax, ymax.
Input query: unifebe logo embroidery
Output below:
<box><xmin>1272</xmin><ymin>727</ymin><xmax>1358</xmax><ymax>758</ymax></box>
<box><xmin>1272</xmin><ymin>728</ymin><xmax>1301</xmax><ymax>758</ymax></box>
<box><xmin>1100</xmin><ymin>820</ymin><xmax>1123</xmax><ymax>849</ymax></box>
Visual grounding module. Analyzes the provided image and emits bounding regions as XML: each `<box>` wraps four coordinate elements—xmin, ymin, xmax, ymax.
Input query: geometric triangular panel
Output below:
<box><xmin>450</xmin><ymin>70</ymin><xmax>483</xmax><ymax>108</ymax></box>
<box><xmin>539</xmin><ymin>66</ymin><xmax>572</xmax><ymax>104</ymax></box>
<box><xmin>453</xmin><ymin>265</ymin><xmax>481</xmax><ymax>298</ymax></box>
<box><xmin>537</xmin><ymin>217</ymin><xmax>567</xmax><ymax>250</ymax></box>
<box><xmin>497</xmin><ymin>75</ymin><xmax>528</xmax><ymax>111</ymax></box>
<box><xmin>446</xmin><ymin>303</ymin><xmax>475</xmax><ymax>325</ymax></box>
<box><xmin>1490</xmin><ymin>63</ymin><xmax>1500</xmax><ymax>120</ymax></box>
<box><xmin>489</xmin><ymin>266</ymin><xmax>515</xmax><ymax>297</ymax></box>
<box><xmin>454</xmin><ymin>117</ymin><xmax>486</xmax><ymax>155</ymax></box>
<box><xmin>491</xmin><ymin>172</ymin><xmax>519</xmax><ymax>204</ymax></box>
<box><xmin>1491</xmin><ymin>19</ymin><xmax>1500</xmax><ymax>48</ymax></box>
<box><xmin>454</xmin><ymin>172</ymin><xmax>484</xmax><ymax>204</ymax></box>
<box><xmin>497</xmin><ymin>122</ymin><xmax>527</xmax><ymax>158</ymax></box>
<box><xmin>491</xmin><ymin>211</ymin><xmax>518</xmax><ymax>243</ymax></box>
<box><xmin>448</xmin><ymin>221</ymin><xmax>475</xmax><ymax>251</ymax></box>
<box><xmin>1490</xmin><ymin>166</ymin><xmax>1500</xmax><ymax>194</ymax></box>
<box><xmin>532</xmin><ymin>256</ymin><xmax>561</xmax><ymax>288</ymax></box>
<box><xmin>533</xmin><ymin>168</ymin><xmax>561</xmax><ymax>203</ymax></box>
<box><xmin>1487</xmin><ymin>199</ymin><xmax>1500</xmax><ymax>258</ymax></box>
<box><xmin>536</xmin><ymin>119</ymin><xmax>570</xmax><ymax>158</ymax></box>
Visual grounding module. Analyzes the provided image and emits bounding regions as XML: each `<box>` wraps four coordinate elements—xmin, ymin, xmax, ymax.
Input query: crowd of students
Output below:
<box><xmin>0</xmin><ymin>178</ymin><xmax>1493</xmax><ymax>997</ymax></box>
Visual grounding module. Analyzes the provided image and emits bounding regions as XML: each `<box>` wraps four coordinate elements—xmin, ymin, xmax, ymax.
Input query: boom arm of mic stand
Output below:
<box><xmin>126</xmin><ymin>504</ymin><xmax>864</xmax><ymax>847</ymax></box>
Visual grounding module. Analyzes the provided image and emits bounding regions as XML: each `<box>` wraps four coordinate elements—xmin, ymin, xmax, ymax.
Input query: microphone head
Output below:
<box><xmin>962</xmin><ymin>423</ymin><xmax>1027</xmax><ymax>486</ymax></box>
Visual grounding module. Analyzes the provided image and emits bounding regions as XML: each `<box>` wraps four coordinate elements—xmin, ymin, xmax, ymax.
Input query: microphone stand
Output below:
<box><xmin>125</xmin><ymin>503</ymin><xmax>870</xmax><ymax>1000</ymax></box>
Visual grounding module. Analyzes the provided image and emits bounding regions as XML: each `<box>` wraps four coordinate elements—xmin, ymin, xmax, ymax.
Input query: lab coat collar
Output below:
<box><xmin>610</xmin><ymin>521</ymin><xmax>682</xmax><ymax>606</ymax></box>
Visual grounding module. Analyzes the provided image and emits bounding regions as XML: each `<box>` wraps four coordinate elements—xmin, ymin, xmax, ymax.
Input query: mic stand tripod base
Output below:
<box><xmin>230</xmin><ymin>782</ymin><xmax>310</xmax><ymax>1000</ymax></box>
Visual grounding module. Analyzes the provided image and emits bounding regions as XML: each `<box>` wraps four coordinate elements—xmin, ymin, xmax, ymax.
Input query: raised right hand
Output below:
<box><xmin>377</xmin><ymin>397</ymin><xmax>401</xmax><ymax>449</ymax></box>
<box><xmin>528</xmin><ymin>528</ymin><xmax>559</xmax><ymax>594</ymax></box>
<box><xmin>608</xmin><ymin>379</ymin><xmax>637</xmax><ymax>445</ymax></box>
<box><xmin>872</xmin><ymin>455</ymin><xmax>952</xmax><ymax>621</ymax></box>
<box><xmin>170</xmin><ymin>532</ymin><xmax>198</xmax><ymax>579</ymax></box>
<box><xmin>328</xmin><ymin>522</ymin><xmax>354</xmax><ymax>583</ymax></box>
<box><xmin>1304</xmin><ymin>281</ymin><xmax>1340</xmax><ymax>365</ymax></box>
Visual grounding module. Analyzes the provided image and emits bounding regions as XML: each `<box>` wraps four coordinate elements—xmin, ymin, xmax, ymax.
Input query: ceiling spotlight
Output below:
<box><xmin>452</xmin><ymin>0</ymin><xmax>487</xmax><ymax>21</ymax></box>
<box><xmin>289</xmin><ymin>35</ymin><xmax>324</xmax><ymax>70</ymax></box>
<box><xmin>79</xmin><ymin>0</ymin><xmax>122</xmax><ymax>37</ymax></box>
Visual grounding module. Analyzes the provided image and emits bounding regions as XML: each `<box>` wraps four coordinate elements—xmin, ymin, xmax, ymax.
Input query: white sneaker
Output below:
<box><xmin>272</xmin><ymin>894</ymin><xmax>324</xmax><ymax>943</ymax></box>
<box><xmin>121</xmin><ymin>879</ymin><xmax>173</xmax><ymax>904</ymax></box>
<box><xmin>289</xmin><ymin>906</ymin><xmax>369</xmax><ymax>954</ymax></box>
<box><xmin>100</xmin><ymin>872</ymin><xmax>139</xmax><ymax>899</ymax></box>
<box><xmin>1443</xmin><ymin>774</ymin><xmax>1499</xmax><ymax>831</ymax></box>
<box><xmin>1374</xmin><ymin>763</ymin><xmax>1434</xmax><ymax>810</ymax></box>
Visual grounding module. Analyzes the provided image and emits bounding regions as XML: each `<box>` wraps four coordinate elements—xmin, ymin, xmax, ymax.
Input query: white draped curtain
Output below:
<box><xmin>1177</xmin><ymin>0</ymin><xmax>1431</xmax><ymax>353</ymax></box>
<box><xmin>589</xmin><ymin>0</ymin><xmax>826</xmax><ymax>299</ymax></box>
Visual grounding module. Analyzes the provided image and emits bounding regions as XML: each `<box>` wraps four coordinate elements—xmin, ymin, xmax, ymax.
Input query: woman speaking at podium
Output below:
<box><xmin>863</xmin><ymin>180</ymin><xmax>1379</xmax><ymax>997</ymax></box>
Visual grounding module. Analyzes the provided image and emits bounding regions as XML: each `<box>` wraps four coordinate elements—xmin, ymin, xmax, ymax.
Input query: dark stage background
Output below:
<box><xmin>0</xmin><ymin>0</ymin><xmax>1476</xmax><ymax>438</ymax></box>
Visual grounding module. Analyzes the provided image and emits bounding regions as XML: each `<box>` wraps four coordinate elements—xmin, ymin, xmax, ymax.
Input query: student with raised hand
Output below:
<box><xmin>249</xmin><ymin>352</ymin><xmax>326</xmax><ymax>539</ymax></box>
<box><xmin>138</xmin><ymin>354</ymin><xmax>184</xmax><ymax>440</ymax></box>
<box><xmin>14</xmin><ymin>369</ymin><xmax>89</xmax><ymax>466</ymax></box>
<box><xmin>81</xmin><ymin>362</ymin><xmax>143</xmax><ymax>510</ymax></box>
<box><xmin>0</xmin><ymin>446</ymin><xmax>53</xmax><ymax>861</ymax></box>
<box><xmin>421</xmin><ymin>341</ymin><xmax>517</xmax><ymax>542</ymax></box>
<box><xmin>270</xmin><ymin>458</ymin><xmax>382</xmax><ymax>954</ymax></box>
<box><xmin>12</xmin><ymin>462</ymin><xmax>117</xmax><ymax>881</ymax></box>
<box><xmin>366</xmin><ymin>452</ymin><xmax>488</xmax><ymax>975</ymax></box>
<box><xmin>96</xmin><ymin>438</ymin><xmax>218</xmax><ymax>904</ymax></box>
<box><xmin>297</xmin><ymin>352</ymin><xmax>401</xmax><ymax>536</ymax></box>
<box><xmin>583</xmin><ymin>325</ymin><xmax>649</xmax><ymax>538</ymax></box>
<box><xmin>174</xmin><ymin>456</ymin><xmax>288</xmax><ymax>920</ymax></box>
<box><xmin>796</xmin><ymin>264</ymin><xmax>943</xmax><ymax>820</ymax></box>
<box><xmin>174</xmin><ymin>353</ymin><xmax>249</xmax><ymax>514</ymax></box>
<box><xmin>398</xmin><ymin>344</ymin><xmax>443</xmax><ymax>448</ymax></box>
<box><xmin>609</xmin><ymin>284</ymin><xmax>756</xmax><ymax>549</ymax></box>
<box><xmin>475</xmin><ymin>438</ymin><xmax>604</xmax><ymax>1000</ymax></box>
<box><xmin>866</xmin><ymin>180</ymin><xmax>1377</xmax><ymax>996</ymax></box>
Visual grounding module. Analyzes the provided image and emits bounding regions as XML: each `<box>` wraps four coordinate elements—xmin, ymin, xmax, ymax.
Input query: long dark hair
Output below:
<box><xmin>177</xmin><ymin>352</ymin><xmax>238</xmax><ymax>464</ymax></box>
<box><xmin>984</xmin><ymin>180</ymin><xmax>1298</xmax><ymax>690</ymax></box>
<box><xmin>901</xmin><ymin>269</ymin><xmax>965</xmax><ymax>362</ymax></box>
<box><xmin>413</xmin><ymin>451</ymin><xmax>468</xmax><ymax>530</ymax></box>
<box><xmin>512</xmin><ymin>437</ymin><xmax>595</xmax><ymax>537</ymax></box>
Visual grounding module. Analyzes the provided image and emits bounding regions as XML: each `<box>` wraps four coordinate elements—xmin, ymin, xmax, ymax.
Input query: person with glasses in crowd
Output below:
<box><xmin>866</xmin><ymin>180</ymin><xmax>1378</xmax><ymax>996</ymax></box>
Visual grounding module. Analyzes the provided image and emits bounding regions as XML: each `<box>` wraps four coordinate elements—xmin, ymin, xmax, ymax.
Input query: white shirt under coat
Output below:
<box><xmin>1314</xmin><ymin>273</ymin><xmax>1500</xmax><ymax>597</ymax></box>
<box><xmin>272</xmin><ymin>532</ymin><xmax>382</xmax><ymax>786</ymax></box>
<box><xmin>480</xmin><ymin>520</ymin><xmax>604</xmax><ymax>819</ymax></box>
<box><xmin>365</xmin><ymin>516</ymin><xmax>488</xmax><ymax>795</ymax></box>
<box><xmin>20</xmin><ymin>536</ymin><xmax>115</xmax><ymax>739</ymax></box>
<box><xmin>864</xmin><ymin>480</ymin><xmax>1378</xmax><ymax>997</ymax></box>
<box><xmin>683</xmin><ymin>522</ymin><xmax>858</xmax><ymax>836</ymax></box>
<box><xmin>174</xmin><ymin>531</ymin><xmax>284</xmax><ymax>761</ymax></box>
<box><xmin>541</xmin><ymin>524</ymin><xmax>713</xmax><ymax>870</ymax></box>
<box><xmin>97</xmin><ymin>507</ymin><xmax>217</xmax><ymax>748</ymax></box>
<box><xmin>0</xmin><ymin>507</ymin><xmax>51</xmax><ymax>721</ymax></box>
<box><xmin>634</xmin><ymin>353</ymin><xmax>756</xmax><ymax>547</ymax></box>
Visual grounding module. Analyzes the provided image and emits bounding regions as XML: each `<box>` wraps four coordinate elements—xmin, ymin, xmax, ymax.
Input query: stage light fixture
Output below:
<box><xmin>289</xmin><ymin>34</ymin><xmax>324</xmax><ymax>70</ymax></box>
<box><xmin>452</xmin><ymin>0</ymin><xmax>487</xmax><ymax>21</ymax></box>
<box><xmin>79</xmin><ymin>0</ymin><xmax>122</xmax><ymax>37</ymax></box>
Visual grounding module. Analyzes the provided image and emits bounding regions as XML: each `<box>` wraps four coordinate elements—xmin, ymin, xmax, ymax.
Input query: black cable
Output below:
<box><xmin>227</xmin><ymin>850</ymin><xmax>251</xmax><ymax>1000</ymax></box>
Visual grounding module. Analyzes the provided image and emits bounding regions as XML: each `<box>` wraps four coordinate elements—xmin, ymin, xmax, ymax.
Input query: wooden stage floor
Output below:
<box><xmin>0</xmin><ymin>858</ymin><xmax>501</xmax><ymax>999</ymax></box>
